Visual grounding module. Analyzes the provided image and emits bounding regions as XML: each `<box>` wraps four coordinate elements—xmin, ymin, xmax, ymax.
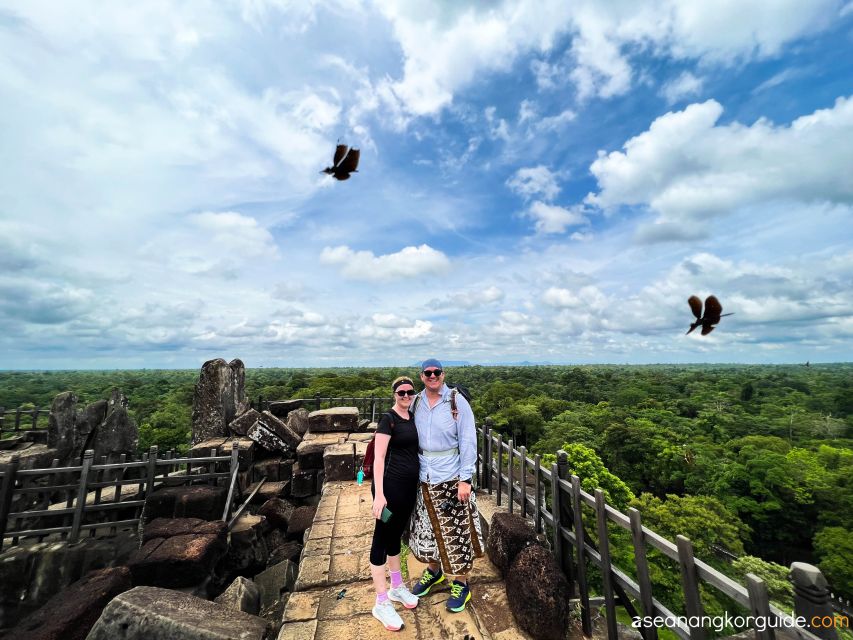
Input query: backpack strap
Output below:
<box><xmin>450</xmin><ymin>388</ymin><xmax>459</xmax><ymax>421</ymax></box>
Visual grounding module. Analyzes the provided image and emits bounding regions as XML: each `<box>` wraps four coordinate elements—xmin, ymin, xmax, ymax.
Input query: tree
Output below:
<box><xmin>813</xmin><ymin>527</ymin><xmax>853</xmax><ymax>600</ymax></box>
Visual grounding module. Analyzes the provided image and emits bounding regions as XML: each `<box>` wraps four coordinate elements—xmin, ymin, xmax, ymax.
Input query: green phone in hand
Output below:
<box><xmin>380</xmin><ymin>506</ymin><xmax>393</xmax><ymax>523</ymax></box>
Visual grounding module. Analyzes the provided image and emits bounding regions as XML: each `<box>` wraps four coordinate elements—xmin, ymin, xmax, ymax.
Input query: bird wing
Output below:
<box><xmin>333</xmin><ymin>144</ymin><xmax>348</xmax><ymax>168</ymax></box>
<box><xmin>704</xmin><ymin>295</ymin><xmax>723</xmax><ymax>322</ymax></box>
<box><xmin>688</xmin><ymin>296</ymin><xmax>703</xmax><ymax>319</ymax></box>
<box><xmin>340</xmin><ymin>147</ymin><xmax>360</xmax><ymax>173</ymax></box>
<box><xmin>701</xmin><ymin>323</ymin><xmax>716</xmax><ymax>336</ymax></box>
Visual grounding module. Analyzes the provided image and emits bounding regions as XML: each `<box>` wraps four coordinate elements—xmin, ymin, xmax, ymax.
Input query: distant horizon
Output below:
<box><xmin>2</xmin><ymin>359</ymin><xmax>851</xmax><ymax>373</ymax></box>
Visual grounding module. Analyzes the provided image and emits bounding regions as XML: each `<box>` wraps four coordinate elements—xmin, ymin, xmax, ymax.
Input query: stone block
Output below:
<box><xmin>285</xmin><ymin>408</ymin><xmax>310</xmax><ymax>436</ymax></box>
<box><xmin>223</xmin><ymin>514</ymin><xmax>269</xmax><ymax>576</ymax></box>
<box><xmin>290</xmin><ymin>467</ymin><xmax>316</xmax><ymax>499</ymax></box>
<box><xmin>86</xmin><ymin>586</ymin><xmax>269</xmax><ymax>640</ymax></box>
<box><xmin>255</xmin><ymin>560</ymin><xmax>297</xmax><ymax>611</ymax></box>
<box><xmin>214</xmin><ymin>576</ymin><xmax>260</xmax><ymax>616</ymax></box>
<box><xmin>229</xmin><ymin>409</ymin><xmax>262</xmax><ymax>436</ymax></box>
<box><xmin>268</xmin><ymin>541</ymin><xmax>303</xmax><ymax>567</ymax></box>
<box><xmin>279</xmin><ymin>459</ymin><xmax>294</xmax><ymax>481</ymax></box>
<box><xmin>260</xmin><ymin>411</ymin><xmax>302</xmax><ymax>450</ymax></box>
<box><xmin>191</xmin><ymin>358</ymin><xmax>248</xmax><ymax>445</ymax></box>
<box><xmin>248</xmin><ymin>480</ymin><xmax>291</xmax><ymax>504</ymax></box>
<box><xmin>353</xmin><ymin>441</ymin><xmax>367</xmax><ymax>471</ymax></box>
<box><xmin>142</xmin><ymin>518</ymin><xmax>226</xmax><ymax>544</ymax></box>
<box><xmin>295</xmin><ymin>432</ymin><xmax>346</xmax><ymax>470</ymax></box>
<box><xmin>128</xmin><ymin>532</ymin><xmax>227</xmax><ymax>588</ymax></box>
<box><xmin>221</xmin><ymin>437</ymin><xmax>255</xmax><ymax>472</ymax></box>
<box><xmin>6</xmin><ymin>566</ymin><xmax>131</xmax><ymax>640</ymax></box>
<box><xmin>346</xmin><ymin>433</ymin><xmax>373</xmax><ymax>443</ymax></box>
<box><xmin>506</xmin><ymin>544</ymin><xmax>571</xmax><ymax>640</ymax></box>
<box><xmin>258</xmin><ymin>498</ymin><xmax>295</xmax><ymax>530</ymax></box>
<box><xmin>142</xmin><ymin>485</ymin><xmax>227</xmax><ymax>525</ymax></box>
<box><xmin>247</xmin><ymin>422</ymin><xmax>288</xmax><ymax>454</ymax></box>
<box><xmin>315</xmin><ymin>470</ymin><xmax>325</xmax><ymax>494</ymax></box>
<box><xmin>267</xmin><ymin>400</ymin><xmax>303</xmax><ymax>419</ymax></box>
<box><xmin>252</xmin><ymin>456</ymin><xmax>283</xmax><ymax>482</ymax></box>
<box><xmin>357</xmin><ymin>418</ymin><xmax>371</xmax><ymax>432</ymax></box>
<box><xmin>307</xmin><ymin>407</ymin><xmax>359</xmax><ymax>434</ymax></box>
<box><xmin>189</xmin><ymin>437</ymin><xmax>228</xmax><ymax>458</ymax></box>
<box><xmin>286</xmin><ymin>506</ymin><xmax>316</xmax><ymax>541</ymax></box>
<box><xmin>322</xmin><ymin>443</ymin><xmax>355</xmax><ymax>482</ymax></box>
<box><xmin>486</xmin><ymin>512</ymin><xmax>540</xmax><ymax>576</ymax></box>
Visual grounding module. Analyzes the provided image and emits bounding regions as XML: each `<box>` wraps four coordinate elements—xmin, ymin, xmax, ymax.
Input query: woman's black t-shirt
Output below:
<box><xmin>375</xmin><ymin>410</ymin><xmax>419</xmax><ymax>482</ymax></box>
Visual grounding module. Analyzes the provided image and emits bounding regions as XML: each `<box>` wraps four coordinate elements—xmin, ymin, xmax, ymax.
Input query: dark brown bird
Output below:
<box><xmin>321</xmin><ymin>143</ymin><xmax>360</xmax><ymax>180</ymax></box>
<box><xmin>686</xmin><ymin>295</ymin><xmax>734</xmax><ymax>335</ymax></box>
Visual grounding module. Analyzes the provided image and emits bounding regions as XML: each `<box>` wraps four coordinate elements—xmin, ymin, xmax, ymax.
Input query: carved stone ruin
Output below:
<box><xmin>191</xmin><ymin>358</ymin><xmax>248</xmax><ymax>444</ymax></box>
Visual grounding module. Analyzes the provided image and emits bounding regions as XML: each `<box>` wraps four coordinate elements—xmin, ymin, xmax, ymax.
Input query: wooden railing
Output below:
<box><xmin>0</xmin><ymin>444</ymin><xmax>239</xmax><ymax>552</ymax></box>
<box><xmin>477</xmin><ymin>418</ymin><xmax>824</xmax><ymax>640</ymax></box>
<box><xmin>0</xmin><ymin>406</ymin><xmax>51</xmax><ymax>438</ymax></box>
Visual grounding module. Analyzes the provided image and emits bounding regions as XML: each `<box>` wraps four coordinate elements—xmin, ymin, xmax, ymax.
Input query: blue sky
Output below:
<box><xmin>1</xmin><ymin>0</ymin><xmax>852</xmax><ymax>369</ymax></box>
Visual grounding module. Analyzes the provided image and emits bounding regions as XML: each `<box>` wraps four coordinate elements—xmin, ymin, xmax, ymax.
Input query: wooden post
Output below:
<box><xmin>519</xmin><ymin>446</ymin><xmax>527</xmax><ymax>517</ymax></box>
<box><xmin>110</xmin><ymin>454</ymin><xmax>126</xmax><ymax>536</ymax></box>
<box><xmin>223</xmin><ymin>441</ymin><xmax>240</xmax><ymax>521</ymax></box>
<box><xmin>208</xmin><ymin>447</ymin><xmax>217</xmax><ymax>485</ymax></box>
<box><xmin>0</xmin><ymin>454</ymin><xmax>20</xmax><ymax>552</ymax></box>
<box><xmin>31</xmin><ymin>408</ymin><xmax>40</xmax><ymax>430</ymax></box>
<box><xmin>507</xmin><ymin>438</ymin><xmax>514</xmax><ymax>514</ymax></box>
<box><xmin>91</xmin><ymin>455</ymin><xmax>107</xmax><ymax>538</ymax></box>
<box><xmin>14</xmin><ymin>408</ymin><xmax>22</xmax><ymax>431</ymax></box>
<box><xmin>68</xmin><ymin>450</ymin><xmax>94</xmax><ymax>544</ymax></box>
<box><xmin>315</xmin><ymin>394</ymin><xmax>321</xmax><ymax>411</ymax></box>
<box><xmin>629</xmin><ymin>508</ymin><xmax>658</xmax><ymax>640</ymax></box>
<box><xmin>534</xmin><ymin>454</ymin><xmax>542</xmax><ymax>534</ymax></box>
<box><xmin>550</xmin><ymin>462</ymin><xmax>562</xmax><ymax>569</ymax></box>
<box><xmin>145</xmin><ymin>446</ymin><xmax>158</xmax><ymax>502</ymax></box>
<box><xmin>558</xmin><ymin>451</ymin><xmax>576</xmax><ymax>596</ymax></box>
<box><xmin>746</xmin><ymin>574</ymin><xmax>776</xmax><ymax>640</ymax></box>
<box><xmin>0</xmin><ymin>407</ymin><xmax>5</xmax><ymax>432</ymax></box>
<box><xmin>571</xmin><ymin>475</ymin><xmax>592</xmax><ymax>636</ymax></box>
<box><xmin>484</xmin><ymin>418</ymin><xmax>493</xmax><ymax>493</ymax></box>
<box><xmin>496</xmin><ymin>433</ymin><xmax>503</xmax><ymax>506</ymax></box>
<box><xmin>676</xmin><ymin>535</ymin><xmax>706</xmax><ymax>640</ymax></box>
<box><xmin>595</xmin><ymin>489</ymin><xmax>618</xmax><ymax>640</ymax></box>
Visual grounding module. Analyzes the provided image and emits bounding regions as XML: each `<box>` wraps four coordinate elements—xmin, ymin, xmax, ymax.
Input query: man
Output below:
<box><xmin>408</xmin><ymin>358</ymin><xmax>483</xmax><ymax>613</ymax></box>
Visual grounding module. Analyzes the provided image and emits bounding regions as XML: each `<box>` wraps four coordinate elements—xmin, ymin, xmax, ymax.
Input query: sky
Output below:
<box><xmin>1</xmin><ymin>0</ymin><xmax>852</xmax><ymax>369</ymax></box>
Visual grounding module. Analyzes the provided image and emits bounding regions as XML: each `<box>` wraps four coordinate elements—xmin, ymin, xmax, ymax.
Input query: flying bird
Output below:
<box><xmin>321</xmin><ymin>143</ymin><xmax>360</xmax><ymax>180</ymax></box>
<box><xmin>686</xmin><ymin>295</ymin><xmax>734</xmax><ymax>336</ymax></box>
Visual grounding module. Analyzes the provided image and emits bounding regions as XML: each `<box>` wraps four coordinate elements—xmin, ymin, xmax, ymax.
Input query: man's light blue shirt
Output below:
<box><xmin>412</xmin><ymin>383</ymin><xmax>477</xmax><ymax>485</ymax></box>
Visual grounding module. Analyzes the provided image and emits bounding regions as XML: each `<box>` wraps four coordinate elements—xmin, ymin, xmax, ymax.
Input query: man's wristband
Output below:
<box><xmin>460</xmin><ymin>478</ymin><xmax>472</xmax><ymax>485</ymax></box>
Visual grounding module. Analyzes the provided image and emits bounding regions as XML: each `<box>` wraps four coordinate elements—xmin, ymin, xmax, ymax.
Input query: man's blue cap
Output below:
<box><xmin>421</xmin><ymin>358</ymin><xmax>443</xmax><ymax>372</ymax></box>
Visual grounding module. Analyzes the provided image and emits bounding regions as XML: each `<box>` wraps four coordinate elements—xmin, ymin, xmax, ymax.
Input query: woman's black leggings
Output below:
<box><xmin>370</xmin><ymin>477</ymin><xmax>418</xmax><ymax>566</ymax></box>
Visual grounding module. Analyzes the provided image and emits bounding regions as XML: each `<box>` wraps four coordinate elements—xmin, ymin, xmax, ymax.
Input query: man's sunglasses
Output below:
<box><xmin>422</xmin><ymin>369</ymin><xmax>443</xmax><ymax>378</ymax></box>
<box><xmin>395</xmin><ymin>389</ymin><xmax>417</xmax><ymax>397</ymax></box>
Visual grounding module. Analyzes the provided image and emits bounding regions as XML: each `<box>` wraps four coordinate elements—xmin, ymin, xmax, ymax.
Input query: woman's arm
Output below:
<box><xmin>372</xmin><ymin>433</ymin><xmax>391</xmax><ymax>519</ymax></box>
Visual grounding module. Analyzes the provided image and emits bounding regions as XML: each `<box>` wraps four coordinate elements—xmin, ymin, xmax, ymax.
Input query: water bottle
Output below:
<box><xmin>356</xmin><ymin>467</ymin><xmax>364</xmax><ymax>485</ymax></box>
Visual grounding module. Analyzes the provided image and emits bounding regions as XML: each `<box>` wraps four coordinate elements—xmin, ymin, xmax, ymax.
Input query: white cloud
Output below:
<box><xmin>434</xmin><ymin>286</ymin><xmax>506</xmax><ymax>310</ymax></box>
<box><xmin>661</xmin><ymin>71</ymin><xmax>703</xmax><ymax>104</ymax></box>
<box><xmin>586</xmin><ymin>96</ymin><xmax>853</xmax><ymax>224</ymax></box>
<box><xmin>507</xmin><ymin>166</ymin><xmax>561</xmax><ymax>202</ymax></box>
<box><xmin>376</xmin><ymin>0</ymin><xmax>839</xmax><ymax>113</ymax></box>
<box><xmin>320</xmin><ymin>244</ymin><xmax>451</xmax><ymax>281</ymax></box>
<box><xmin>526</xmin><ymin>202</ymin><xmax>588</xmax><ymax>234</ymax></box>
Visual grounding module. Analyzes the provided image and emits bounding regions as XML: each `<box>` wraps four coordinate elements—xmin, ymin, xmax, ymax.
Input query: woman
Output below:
<box><xmin>369</xmin><ymin>376</ymin><xmax>420</xmax><ymax>631</ymax></box>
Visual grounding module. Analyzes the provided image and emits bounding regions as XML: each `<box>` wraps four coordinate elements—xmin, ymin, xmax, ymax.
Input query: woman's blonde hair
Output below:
<box><xmin>391</xmin><ymin>376</ymin><xmax>414</xmax><ymax>392</ymax></box>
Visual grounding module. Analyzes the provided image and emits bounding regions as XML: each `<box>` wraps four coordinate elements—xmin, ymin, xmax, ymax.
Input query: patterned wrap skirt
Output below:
<box><xmin>408</xmin><ymin>479</ymin><xmax>484</xmax><ymax>576</ymax></box>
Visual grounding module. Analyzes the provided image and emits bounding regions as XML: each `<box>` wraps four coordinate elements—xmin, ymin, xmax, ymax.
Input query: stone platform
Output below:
<box><xmin>277</xmin><ymin>481</ymin><xmax>536</xmax><ymax>640</ymax></box>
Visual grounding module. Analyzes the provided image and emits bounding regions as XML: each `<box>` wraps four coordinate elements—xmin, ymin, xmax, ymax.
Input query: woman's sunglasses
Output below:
<box><xmin>395</xmin><ymin>389</ymin><xmax>417</xmax><ymax>397</ymax></box>
<box><xmin>422</xmin><ymin>369</ymin><xmax>443</xmax><ymax>378</ymax></box>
